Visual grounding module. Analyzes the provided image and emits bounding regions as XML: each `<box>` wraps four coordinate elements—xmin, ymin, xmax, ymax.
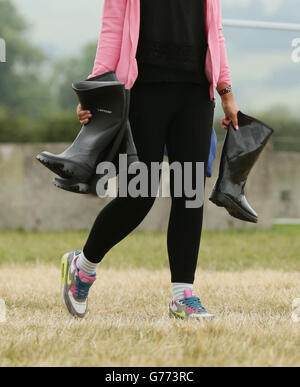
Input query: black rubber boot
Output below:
<box><xmin>209</xmin><ymin>111</ymin><xmax>274</xmax><ymax>223</ymax></box>
<box><xmin>53</xmin><ymin>121</ymin><xmax>139</xmax><ymax>195</ymax></box>
<box><xmin>37</xmin><ymin>78</ymin><xmax>126</xmax><ymax>183</ymax></box>
<box><xmin>52</xmin><ymin>84</ymin><xmax>138</xmax><ymax>195</ymax></box>
<box><xmin>117</xmin><ymin>120</ymin><xmax>139</xmax><ymax>169</ymax></box>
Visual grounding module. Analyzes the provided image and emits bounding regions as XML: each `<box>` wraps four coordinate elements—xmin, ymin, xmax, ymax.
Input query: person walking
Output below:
<box><xmin>61</xmin><ymin>0</ymin><xmax>239</xmax><ymax>320</ymax></box>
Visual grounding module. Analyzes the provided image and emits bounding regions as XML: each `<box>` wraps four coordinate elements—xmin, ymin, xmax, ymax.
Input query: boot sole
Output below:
<box><xmin>210</xmin><ymin>191</ymin><xmax>258</xmax><ymax>223</ymax></box>
<box><xmin>53</xmin><ymin>177</ymin><xmax>90</xmax><ymax>194</ymax></box>
<box><xmin>36</xmin><ymin>152</ymin><xmax>93</xmax><ymax>183</ymax></box>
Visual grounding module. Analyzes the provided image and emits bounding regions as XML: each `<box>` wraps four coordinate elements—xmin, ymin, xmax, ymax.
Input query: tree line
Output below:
<box><xmin>0</xmin><ymin>0</ymin><xmax>299</xmax><ymax>152</ymax></box>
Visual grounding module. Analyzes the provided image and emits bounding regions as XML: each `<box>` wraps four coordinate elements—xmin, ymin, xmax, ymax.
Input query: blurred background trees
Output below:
<box><xmin>0</xmin><ymin>0</ymin><xmax>50</xmax><ymax>116</ymax></box>
<box><xmin>0</xmin><ymin>0</ymin><xmax>96</xmax><ymax>142</ymax></box>
<box><xmin>0</xmin><ymin>0</ymin><xmax>299</xmax><ymax>150</ymax></box>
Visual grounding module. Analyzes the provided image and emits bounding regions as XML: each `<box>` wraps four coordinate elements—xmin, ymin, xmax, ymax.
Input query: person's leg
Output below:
<box><xmin>62</xmin><ymin>82</ymin><xmax>174</xmax><ymax>318</ymax></box>
<box><xmin>166</xmin><ymin>82</ymin><xmax>215</xmax><ymax>297</ymax></box>
<box><xmin>82</xmin><ymin>82</ymin><xmax>177</xmax><ymax>264</ymax></box>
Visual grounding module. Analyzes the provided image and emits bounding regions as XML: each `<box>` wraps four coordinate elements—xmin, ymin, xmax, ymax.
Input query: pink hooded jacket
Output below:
<box><xmin>88</xmin><ymin>0</ymin><xmax>232</xmax><ymax>101</ymax></box>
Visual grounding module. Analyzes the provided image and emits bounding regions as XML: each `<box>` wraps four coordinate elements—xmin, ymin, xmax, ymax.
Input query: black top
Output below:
<box><xmin>136</xmin><ymin>0</ymin><xmax>208</xmax><ymax>84</ymax></box>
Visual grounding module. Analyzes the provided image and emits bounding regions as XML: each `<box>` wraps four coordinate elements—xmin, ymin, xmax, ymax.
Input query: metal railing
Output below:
<box><xmin>223</xmin><ymin>19</ymin><xmax>300</xmax><ymax>32</ymax></box>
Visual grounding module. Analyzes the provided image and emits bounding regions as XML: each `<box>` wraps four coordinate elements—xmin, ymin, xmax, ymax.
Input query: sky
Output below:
<box><xmin>11</xmin><ymin>0</ymin><xmax>300</xmax><ymax>114</ymax></box>
<box><xmin>12</xmin><ymin>0</ymin><xmax>299</xmax><ymax>56</ymax></box>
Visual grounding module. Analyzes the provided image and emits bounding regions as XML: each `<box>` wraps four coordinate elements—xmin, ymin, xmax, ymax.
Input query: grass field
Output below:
<box><xmin>0</xmin><ymin>225</ymin><xmax>299</xmax><ymax>367</ymax></box>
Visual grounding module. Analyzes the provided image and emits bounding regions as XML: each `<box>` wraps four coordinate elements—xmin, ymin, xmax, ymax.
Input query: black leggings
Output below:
<box><xmin>83</xmin><ymin>81</ymin><xmax>215</xmax><ymax>283</ymax></box>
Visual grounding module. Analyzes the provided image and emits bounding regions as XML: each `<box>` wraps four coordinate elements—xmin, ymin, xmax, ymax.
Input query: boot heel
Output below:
<box><xmin>209</xmin><ymin>190</ymin><xmax>230</xmax><ymax>208</ymax></box>
<box><xmin>210</xmin><ymin>190</ymin><xmax>258</xmax><ymax>223</ymax></box>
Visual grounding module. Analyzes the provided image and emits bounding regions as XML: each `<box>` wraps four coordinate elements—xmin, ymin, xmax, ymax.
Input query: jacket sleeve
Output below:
<box><xmin>88</xmin><ymin>0</ymin><xmax>127</xmax><ymax>78</ymax></box>
<box><xmin>216</xmin><ymin>0</ymin><xmax>232</xmax><ymax>86</ymax></box>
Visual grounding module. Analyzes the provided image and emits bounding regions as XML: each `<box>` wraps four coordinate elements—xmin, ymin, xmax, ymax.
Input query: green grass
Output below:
<box><xmin>0</xmin><ymin>225</ymin><xmax>299</xmax><ymax>366</ymax></box>
<box><xmin>0</xmin><ymin>224</ymin><xmax>299</xmax><ymax>271</ymax></box>
<box><xmin>1</xmin><ymin>265</ymin><xmax>299</xmax><ymax>366</ymax></box>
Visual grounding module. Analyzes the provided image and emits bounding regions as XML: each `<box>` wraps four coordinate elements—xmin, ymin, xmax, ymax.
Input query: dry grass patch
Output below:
<box><xmin>0</xmin><ymin>265</ymin><xmax>299</xmax><ymax>367</ymax></box>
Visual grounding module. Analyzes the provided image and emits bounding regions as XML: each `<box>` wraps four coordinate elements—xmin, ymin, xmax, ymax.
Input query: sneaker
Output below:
<box><xmin>61</xmin><ymin>251</ymin><xmax>96</xmax><ymax>318</ymax></box>
<box><xmin>169</xmin><ymin>289</ymin><xmax>215</xmax><ymax>320</ymax></box>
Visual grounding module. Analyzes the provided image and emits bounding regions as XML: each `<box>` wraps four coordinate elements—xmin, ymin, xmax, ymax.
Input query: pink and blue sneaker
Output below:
<box><xmin>169</xmin><ymin>289</ymin><xmax>215</xmax><ymax>320</ymax></box>
<box><xmin>61</xmin><ymin>251</ymin><xmax>96</xmax><ymax>318</ymax></box>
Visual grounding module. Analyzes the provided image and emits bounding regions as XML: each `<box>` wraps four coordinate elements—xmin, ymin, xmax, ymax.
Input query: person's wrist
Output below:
<box><xmin>221</xmin><ymin>91</ymin><xmax>234</xmax><ymax>103</ymax></box>
<box><xmin>218</xmin><ymin>85</ymin><xmax>232</xmax><ymax>97</ymax></box>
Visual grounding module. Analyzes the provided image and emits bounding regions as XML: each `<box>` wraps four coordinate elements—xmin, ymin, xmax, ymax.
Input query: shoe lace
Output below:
<box><xmin>180</xmin><ymin>296</ymin><xmax>206</xmax><ymax>313</ymax></box>
<box><xmin>74</xmin><ymin>276</ymin><xmax>94</xmax><ymax>300</ymax></box>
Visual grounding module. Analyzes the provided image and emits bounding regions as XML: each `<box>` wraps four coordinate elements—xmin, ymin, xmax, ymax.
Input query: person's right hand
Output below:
<box><xmin>77</xmin><ymin>104</ymin><xmax>92</xmax><ymax>125</ymax></box>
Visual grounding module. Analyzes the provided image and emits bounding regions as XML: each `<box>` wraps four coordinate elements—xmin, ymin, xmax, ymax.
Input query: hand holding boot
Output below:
<box><xmin>77</xmin><ymin>104</ymin><xmax>92</xmax><ymax>125</ymax></box>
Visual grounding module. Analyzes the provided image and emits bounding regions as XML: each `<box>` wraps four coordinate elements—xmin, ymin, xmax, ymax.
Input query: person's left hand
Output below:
<box><xmin>221</xmin><ymin>94</ymin><xmax>239</xmax><ymax>130</ymax></box>
<box><xmin>216</xmin><ymin>84</ymin><xmax>239</xmax><ymax>131</ymax></box>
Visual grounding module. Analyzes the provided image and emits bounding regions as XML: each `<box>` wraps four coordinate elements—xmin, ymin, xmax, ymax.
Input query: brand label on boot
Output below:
<box><xmin>98</xmin><ymin>108</ymin><xmax>112</xmax><ymax>114</ymax></box>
